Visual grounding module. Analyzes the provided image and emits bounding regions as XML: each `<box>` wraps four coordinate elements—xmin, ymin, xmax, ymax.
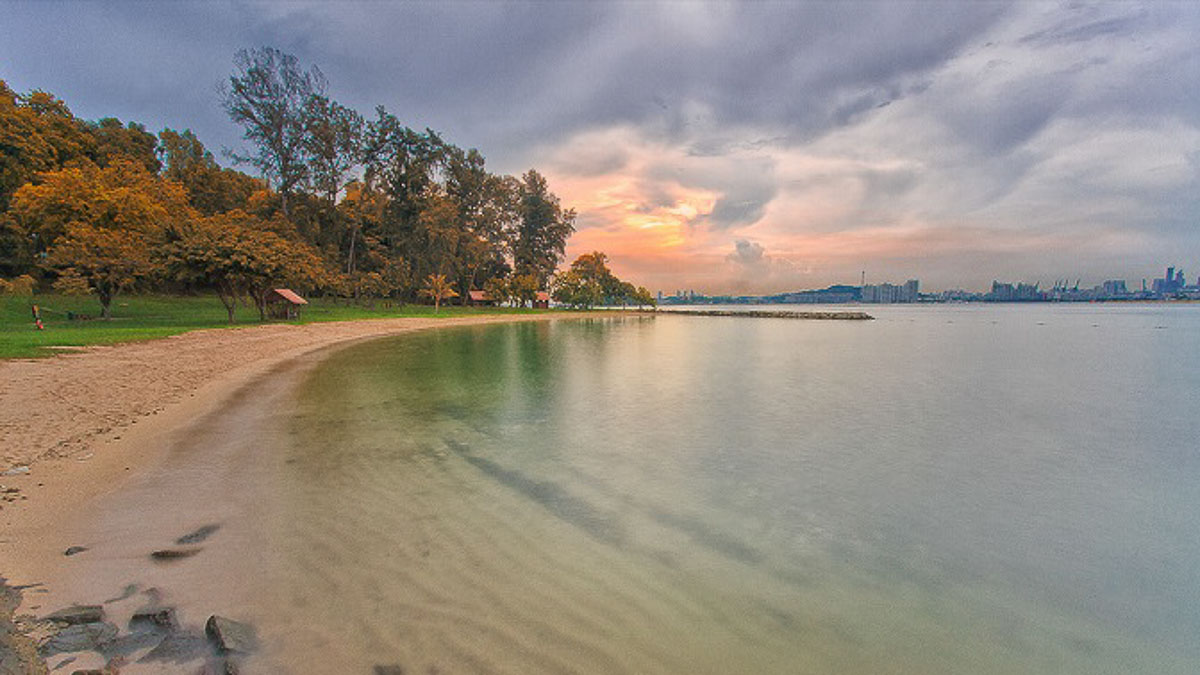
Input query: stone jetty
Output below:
<box><xmin>657</xmin><ymin>309</ymin><xmax>874</xmax><ymax>320</ymax></box>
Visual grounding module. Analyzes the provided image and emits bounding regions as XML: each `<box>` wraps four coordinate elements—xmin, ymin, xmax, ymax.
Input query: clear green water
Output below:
<box><xmin>252</xmin><ymin>305</ymin><xmax>1200</xmax><ymax>673</ymax></box>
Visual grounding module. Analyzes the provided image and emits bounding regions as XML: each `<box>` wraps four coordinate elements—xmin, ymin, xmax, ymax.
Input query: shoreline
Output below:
<box><xmin>0</xmin><ymin>311</ymin><xmax>601</xmax><ymax>670</ymax></box>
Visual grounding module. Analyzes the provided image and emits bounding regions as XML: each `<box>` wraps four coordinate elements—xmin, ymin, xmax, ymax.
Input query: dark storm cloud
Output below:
<box><xmin>3</xmin><ymin>1</ymin><xmax>1198</xmax><ymax>289</ymax></box>
<box><xmin>0</xmin><ymin>1</ymin><xmax>1012</xmax><ymax>164</ymax></box>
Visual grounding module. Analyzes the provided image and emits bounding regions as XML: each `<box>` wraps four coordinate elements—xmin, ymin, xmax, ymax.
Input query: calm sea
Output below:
<box><xmin>82</xmin><ymin>304</ymin><xmax>1200</xmax><ymax>673</ymax></box>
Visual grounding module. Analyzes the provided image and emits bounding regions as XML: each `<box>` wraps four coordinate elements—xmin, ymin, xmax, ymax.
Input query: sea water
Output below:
<box><xmin>77</xmin><ymin>304</ymin><xmax>1200</xmax><ymax>673</ymax></box>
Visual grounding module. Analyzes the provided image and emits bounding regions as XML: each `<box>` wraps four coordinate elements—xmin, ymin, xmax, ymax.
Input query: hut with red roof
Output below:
<box><xmin>266</xmin><ymin>288</ymin><xmax>308</xmax><ymax>320</ymax></box>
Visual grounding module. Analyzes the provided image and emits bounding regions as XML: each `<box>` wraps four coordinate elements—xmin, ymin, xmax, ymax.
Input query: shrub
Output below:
<box><xmin>52</xmin><ymin>268</ymin><xmax>93</xmax><ymax>296</ymax></box>
<box><xmin>0</xmin><ymin>274</ymin><xmax>35</xmax><ymax>296</ymax></box>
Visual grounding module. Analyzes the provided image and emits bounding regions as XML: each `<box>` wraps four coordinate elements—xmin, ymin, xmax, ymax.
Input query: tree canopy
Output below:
<box><xmin>552</xmin><ymin>252</ymin><xmax>655</xmax><ymax>309</ymax></box>
<box><xmin>0</xmin><ymin>48</ymin><xmax>651</xmax><ymax>320</ymax></box>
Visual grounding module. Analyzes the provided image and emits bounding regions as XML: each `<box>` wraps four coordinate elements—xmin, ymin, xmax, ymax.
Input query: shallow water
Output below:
<box><xmin>66</xmin><ymin>305</ymin><xmax>1200</xmax><ymax>673</ymax></box>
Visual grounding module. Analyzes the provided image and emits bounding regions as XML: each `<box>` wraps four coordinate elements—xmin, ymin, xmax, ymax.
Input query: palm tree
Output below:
<box><xmin>420</xmin><ymin>273</ymin><xmax>459</xmax><ymax>313</ymax></box>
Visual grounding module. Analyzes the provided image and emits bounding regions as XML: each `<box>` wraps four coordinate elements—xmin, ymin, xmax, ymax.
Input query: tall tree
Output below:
<box><xmin>444</xmin><ymin>147</ymin><xmax>516</xmax><ymax>299</ymax></box>
<box><xmin>409</xmin><ymin>192</ymin><xmax>462</xmax><ymax>284</ymax></box>
<box><xmin>303</xmin><ymin>94</ymin><xmax>363</xmax><ymax>204</ymax></box>
<box><xmin>364</xmin><ymin>109</ymin><xmax>456</xmax><ymax>293</ymax></box>
<box><xmin>158</xmin><ymin>128</ymin><xmax>264</xmax><ymax>215</ymax></box>
<box><xmin>514</xmin><ymin>169</ymin><xmax>575</xmax><ymax>286</ymax></box>
<box><xmin>90</xmin><ymin>117</ymin><xmax>160</xmax><ymax>173</ymax></box>
<box><xmin>0</xmin><ymin>81</ymin><xmax>96</xmax><ymax>213</ymax></box>
<box><xmin>337</xmin><ymin>180</ymin><xmax>385</xmax><ymax>274</ymax></box>
<box><xmin>222</xmin><ymin>47</ymin><xmax>326</xmax><ymax>217</ymax></box>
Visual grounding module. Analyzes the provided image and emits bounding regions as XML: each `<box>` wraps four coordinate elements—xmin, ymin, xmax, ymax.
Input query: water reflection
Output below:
<box><xmin>276</xmin><ymin>307</ymin><xmax>1200</xmax><ymax>674</ymax></box>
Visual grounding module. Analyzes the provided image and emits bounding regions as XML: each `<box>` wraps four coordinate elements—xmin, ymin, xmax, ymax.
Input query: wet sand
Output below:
<box><xmin>0</xmin><ymin>313</ymin><xmax>591</xmax><ymax>628</ymax></box>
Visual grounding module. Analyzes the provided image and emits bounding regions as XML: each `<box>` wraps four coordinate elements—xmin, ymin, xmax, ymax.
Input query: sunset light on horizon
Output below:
<box><xmin>4</xmin><ymin>1</ymin><xmax>1198</xmax><ymax>293</ymax></box>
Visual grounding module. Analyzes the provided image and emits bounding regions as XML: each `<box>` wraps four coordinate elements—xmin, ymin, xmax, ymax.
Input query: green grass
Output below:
<box><xmin>0</xmin><ymin>294</ymin><xmax>549</xmax><ymax>359</ymax></box>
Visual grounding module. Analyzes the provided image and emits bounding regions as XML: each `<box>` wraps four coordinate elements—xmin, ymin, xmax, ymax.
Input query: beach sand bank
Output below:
<box><xmin>0</xmin><ymin>312</ymin><xmax>597</xmax><ymax>671</ymax></box>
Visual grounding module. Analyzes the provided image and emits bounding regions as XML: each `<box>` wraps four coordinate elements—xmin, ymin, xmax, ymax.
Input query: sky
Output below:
<box><xmin>3</xmin><ymin>1</ymin><xmax>1199</xmax><ymax>293</ymax></box>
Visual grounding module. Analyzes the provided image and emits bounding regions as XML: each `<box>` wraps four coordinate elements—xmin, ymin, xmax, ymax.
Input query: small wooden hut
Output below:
<box><xmin>266</xmin><ymin>288</ymin><xmax>308</xmax><ymax>319</ymax></box>
<box><xmin>533</xmin><ymin>291</ymin><xmax>551</xmax><ymax>309</ymax></box>
<box><xmin>467</xmin><ymin>290</ymin><xmax>495</xmax><ymax>306</ymax></box>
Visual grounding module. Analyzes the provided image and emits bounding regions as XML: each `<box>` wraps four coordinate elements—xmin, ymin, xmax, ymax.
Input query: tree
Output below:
<box><xmin>0</xmin><ymin>81</ymin><xmax>96</xmax><ymax>213</ymax></box>
<box><xmin>408</xmin><ymin>192</ymin><xmax>462</xmax><ymax>288</ymax></box>
<box><xmin>333</xmin><ymin>257</ymin><xmax>408</xmax><ymax>306</ymax></box>
<box><xmin>337</xmin><ymin>180</ymin><xmax>385</xmax><ymax>274</ymax></box>
<box><xmin>46</xmin><ymin>224</ymin><xmax>153</xmax><ymax>318</ymax></box>
<box><xmin>444</xmin><ymin>147</ymin><xmax>517</xmax><ymax>300</ymax></box>
<box><xmin>90</xmin><ymin>117</ymin><xmax>160</xmax><ymax>173</ymax></box>
<box><xmin>632</xmin><ymin>285</ymin><xmax>656</xmax><ymax>308</ymax></box>
<box><xmin>364</xmin><ymin>111</ymin><xmax>453</xmax><ymax>291</ymax></box>
<box><xmin>419</xmin><ymin>273</ymin><xmax>457</xmax><ymax>313</ymax></box>
<box><xmin>303</xmin><ymin>95</ymin><xmax>363</xmax><ymax>204</ymax></box>
<box><xmin>552</xmin><ymin>251</ymin><xmax>652</xmax><ymax>309</ymax></box>
<box><xmin>222</xmin><ymin>47</ymin><xmax>326</xmax><ymax>217</ymax></box>
<box><xmin>0</xmin><ymin>274</ymin><xmax>35</xmax><ymax>296</ymax></box>
<box><xmin>159</xmin><ymin>128</ymin><xmax>264</xmax><ymax>215</ymax></box>
<box><xmin>51</xmin><ymin>268</ymin><xmax>91</xmax><ymax>296</ymax></box>
<box><xmin>483</xmin><ymin>275</ymin><xmax>510</xmax><ymax>306</ymax></box>
<box><xmin>569</xmin><ymin>251</ymin><xmax>622</xmax><ymax>299</ymax></box>
<box><xmin>551</xmin><ymin>268</ymin><xmax>601</xmax><ymax>309</ymax></box>
<box><xmin>514</xmin><ymin>169</ymin><xmax>575</xmax><ymax>286</ymax></box>
<box><xmin>509</xmin><ymin>273</ymin><xmax>540</xmax><ymax>308</ymax></box>
<box><xmin>9</xmin><ymin>159</ymin><xmax>192</xmax><ymax>259</ymax></box>
<box><xmin>160</xmin><ymin>211</ymin><xmax>327</xmax><ymax>322</ymax></box>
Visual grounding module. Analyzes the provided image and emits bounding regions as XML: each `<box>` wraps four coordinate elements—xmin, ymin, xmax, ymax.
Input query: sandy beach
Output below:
<box><xmin>0</xmin><ymin>312</ymin><xmax>591</xmax><ymax>650</ymax></box>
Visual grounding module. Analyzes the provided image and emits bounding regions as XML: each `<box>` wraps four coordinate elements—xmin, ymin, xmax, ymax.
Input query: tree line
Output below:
<box><xmin>1</xmin><ymin>47</ymin><xmax>652</xmax><ymax>319</ymax></box>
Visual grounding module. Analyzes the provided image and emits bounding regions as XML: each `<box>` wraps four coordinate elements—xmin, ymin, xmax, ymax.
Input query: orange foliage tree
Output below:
<box><xmin>46</xmin><ymin>225</ymin><xmax>154</xmax><ymax>318</ymax></box>
<box><xmin>160</xmin><ymin>211</ymin><xmax>328</xmax><ymax>322</ymax></box>
<box><xmin>10</xmin><ymin>158</ymin><xmax>192</xmax><ymax>255</ymax></box>
<box><xmin>0</xmin><ymin>80</ymin><xmax>96</xmax><ymax>212</ymax></box>
<box><xmin>11</xmin><ymin>159</ymin><xmax>194</xmax><ymax>317</ymax></box>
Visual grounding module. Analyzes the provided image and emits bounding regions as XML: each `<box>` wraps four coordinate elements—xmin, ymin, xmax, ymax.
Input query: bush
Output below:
<box><xmin>0</xmin><ymin>275</ymin><xmax>35</xmax><ymax>296</ymax></box>
<box><xmin>52</xmin><ymin>269</ymin><xmax>93</xmax><ymax>296</ymax></box>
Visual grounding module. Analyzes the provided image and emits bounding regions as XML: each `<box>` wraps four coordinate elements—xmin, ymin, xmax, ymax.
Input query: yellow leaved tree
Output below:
<box><xmin>419</xmin><ymin>273</ymin><xmax>458</xmax><ymax>313</ymax></box>
<box><xmin>159</xmin><ymin>211</ymin><xmax>328</xmax><ymax>322</ymax></box>
<box><xmin>10</xmin><ymin>158</ymin><xmax>195</xmax><ymax>318</ymax></box>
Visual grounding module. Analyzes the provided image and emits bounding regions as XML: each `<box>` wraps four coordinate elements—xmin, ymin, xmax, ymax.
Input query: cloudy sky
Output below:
<box><xmin>4</xmin><ymin>1</ymin><xmax>1198</xmax><ymax>293</ymax></box>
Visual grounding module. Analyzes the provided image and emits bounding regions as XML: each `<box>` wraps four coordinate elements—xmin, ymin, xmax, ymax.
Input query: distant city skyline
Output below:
<box><xmin>3</xmin><ymin>2</ymin><xmax>1198</xmax><ymax>291</ymax></box>
<box><xmin>658</xmin><ymin>264</ymin><xmax>1199</xmax><ymax>302</ymax></box>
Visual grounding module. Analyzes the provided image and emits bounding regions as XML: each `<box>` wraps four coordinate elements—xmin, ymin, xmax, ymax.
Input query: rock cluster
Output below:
<box><xmin>4</xmin><ymin>523</ymin><xmax>261</xmax><ymax>674</ymax></box>
<box><xmin>30</xmin><ymin>600</ymin><xmax>257</xmax><ymax>674</ymax></box>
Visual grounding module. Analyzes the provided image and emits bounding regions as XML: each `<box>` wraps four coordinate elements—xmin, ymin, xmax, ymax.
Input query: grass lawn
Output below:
<box><xmin>0</xmin><ymin>293</ymin><xmax>548</xmax><ymax>359</ymax></box>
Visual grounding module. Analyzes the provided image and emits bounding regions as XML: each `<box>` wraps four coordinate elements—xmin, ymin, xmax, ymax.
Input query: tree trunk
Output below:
<box><xmin>98</xmin><ymin>286</ymin><xmax>113</xmax><ymax>319</ymax></box>
<box><xmin>346</xmin><ymin>226</ymin><xmax>358</xmax><ymax>274</ymax></box>
<box><xmin>252</xmin><ymin>288</ymin><xmax>267</xmax><ymax>321</ymax></box>
<box><xmin>218</xmin><ymin>291</ymin><xmax>237</xmax><ymax>323</ymax></box>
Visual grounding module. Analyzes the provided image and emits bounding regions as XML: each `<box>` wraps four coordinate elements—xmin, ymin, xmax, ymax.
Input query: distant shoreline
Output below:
<box><xmin>657</xmin><ymin>308</ymin><xmax>874</xmax><ymax>320</ymax></box>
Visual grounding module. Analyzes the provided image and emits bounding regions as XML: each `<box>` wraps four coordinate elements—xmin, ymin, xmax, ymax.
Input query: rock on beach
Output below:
<box><xmin>43</xmin><ymin>605</ymin><xmax>104</xmax><ymax>626</ymax></box>
<box><xmin>205</xmin><ymin>616</ymin><xmax>257</xmax><ymax>654</ymax></box>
